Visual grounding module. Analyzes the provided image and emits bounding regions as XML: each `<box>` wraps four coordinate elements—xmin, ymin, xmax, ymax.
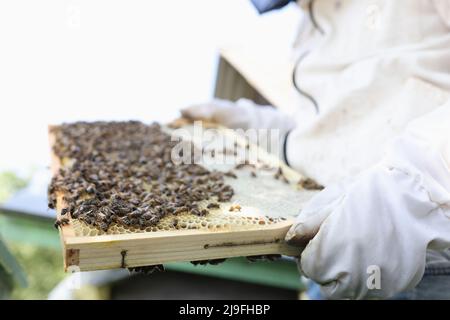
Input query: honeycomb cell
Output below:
<box><xmin>68</xmin><ymin>208</ymin><xmax>281</xmax><ymax>237</ymax></box>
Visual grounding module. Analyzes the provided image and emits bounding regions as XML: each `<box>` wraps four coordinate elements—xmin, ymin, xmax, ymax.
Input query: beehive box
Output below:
<box><xmin>49</xmin><ymin>121</ymin><xmax>319</xmax><ymax>271</ymax></box>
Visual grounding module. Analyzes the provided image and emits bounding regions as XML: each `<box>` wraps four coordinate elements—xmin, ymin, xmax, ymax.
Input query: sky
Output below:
<box><xmin>0</xmin><ymin>0</ymin><xmax>300</xmax><ymax>175</ymax></box>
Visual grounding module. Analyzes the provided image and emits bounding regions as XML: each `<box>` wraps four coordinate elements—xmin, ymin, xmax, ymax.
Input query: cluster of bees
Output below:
<box><xmin>49</xmin><ymin>121</ymin><xmax>235</xmax><ymax>232</ymax></box>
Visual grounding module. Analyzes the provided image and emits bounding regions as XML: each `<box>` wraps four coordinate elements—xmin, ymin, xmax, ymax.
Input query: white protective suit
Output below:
<box><xmin>182</xmin><ymin>0</ymin><xmax>450</xmax><ymax>299</ymax></box>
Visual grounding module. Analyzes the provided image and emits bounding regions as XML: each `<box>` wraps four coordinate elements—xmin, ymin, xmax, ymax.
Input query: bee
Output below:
<box><xmin>208</xmin><ymin>258</ymin><xmax>227</xmax><ymax>265</ymax></box>
<box><xmin>88</xmin><ymin>174</ymin><xmax>99</xmax><ymax>181</ymax></box>
<box><xmin>128</xmin><ymin>210</ymin><xmax>143</xmax><ymax>219</ymax></box>
<box><xmin>191</xmin><ymin>259</ymin><xmax>226</xmax><ymax>266</ymax></box>
<box><xmin>229</xmin><ymin>204</ymin><xmax>241</xmax><ymax>212</ymax></box>
<box><xmin>99</xmin><ymin>222</ymin><xmax>109</xmax><ymax>232</ymax></box>
<box><xmin>128</xmin><ymin>265</ymin><xmax>165</xmax><ymax>275</ymax></box>
<box><xmin>119</xmin><ymin>217</ymin><xmax>132</xmax><ymax>226</ymax></box>
<box><xmin>48</xmin><ymin>200</ymin><xmax>56</xmax><ymax>210</ymax></box>
<box><xmin>129</xmin><ymin>198</ymin><xmax>140</xmax><ymax>206</ymax></box>
<box><xmin>274</xmin><ymin>167</ymin><xmax>282</xmax><ymax>180</ymax></box>
<box><xmin>218</xmin><ymin>190</ymin><xmax>234</xmax><ymax>202</ymax></box>
<box><xmin>54</xmin><ymin>217</ymin><xmax>70</xmax><ymax>229</ymax></box>
<box><xmin>298</xmin><ymin>178</ymin><xmax>324</xmax><ymax>190</ymax></box>
<box><xmin>191</xmin><ymin>260</ymin><xmax>209</xmax><ymax>266</ymax></box>
<box><xmin>86</xmin><ymin>185</ymin><xmax>96</xmax><ymax>194</ymax></box>
<box><xmin>234</xmin><ymin>163</ymin><xmax>246</xmax><ymax>170</ymax></box>
<box><xmin>173</xmin><ymin>206</ymin><xmax>187</xmax><ymax>214</ymax></box>
<box><xmin>207</xmin><ymin>202</ymin><xmax>220</xmax><ymax>209</ymax></box>
<box><xmin>246</xmin><ymin>254</ymin><xmax>281</xmax><ymax>262</ymax></box>
<box><xmin>224</xmin><ymin>171</ymin><xmax>237</xmax><ymax>179</ymax></box>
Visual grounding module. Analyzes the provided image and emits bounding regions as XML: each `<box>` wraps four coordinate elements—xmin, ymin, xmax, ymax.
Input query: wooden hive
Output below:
<box><xmin>49</xmin><ymin>121</ymin><xmax>318</xmax><ymax>271</ymax></box>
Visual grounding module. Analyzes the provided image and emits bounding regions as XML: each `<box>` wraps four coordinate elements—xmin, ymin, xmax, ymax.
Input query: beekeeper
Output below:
<box><xmin>181</xmin><ymin>0</ymin><xmax>450</xmax><ymax>299</ymax></box>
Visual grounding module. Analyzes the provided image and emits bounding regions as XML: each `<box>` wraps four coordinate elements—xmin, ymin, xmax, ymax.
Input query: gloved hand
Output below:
<box><xmin>181</xmin><ymin>99</ymin><xmax>296</xmax><ymax>158</ymax></box>
<box><xmin>181</xmin><ymin>98</ymin><xmax>294</xmax><ymax>131</ymax></box>
<box><xmin>285</xmin><ymin>105</ymin><xmax>450</xmax><ymax>299</ymax></box>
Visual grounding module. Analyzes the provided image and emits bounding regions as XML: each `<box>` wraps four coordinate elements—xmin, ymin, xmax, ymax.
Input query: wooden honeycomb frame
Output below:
<box><xmin>50</xmin><ymin>123</ymin><xmax>317</xmax><ymax>272</ymax></box>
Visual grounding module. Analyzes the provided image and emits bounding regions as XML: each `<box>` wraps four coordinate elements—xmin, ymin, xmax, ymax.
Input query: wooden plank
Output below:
<box><xmin>68</xmin><ymin>222</ymin><xmax>297</xmax><ymax>271</ymax></box>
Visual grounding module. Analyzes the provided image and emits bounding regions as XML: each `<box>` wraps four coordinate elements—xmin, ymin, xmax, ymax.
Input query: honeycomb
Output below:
<box><xmin>70</xmin><ymin>209</ymin><xmax>285</xmax><ymax>237</ymax></box>
<box><xmin>58</xmin><ymin>123</ymin><xmax>317</xmax><ymax>238</ymax></box>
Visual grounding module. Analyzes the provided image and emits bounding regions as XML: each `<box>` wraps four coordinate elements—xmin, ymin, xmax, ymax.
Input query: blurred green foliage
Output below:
<box><xmin>8</xmin><ymin>243</ymin><xmax>65</xmax><ymax>300</ymax></box>
<box><xmin>0</xmin><ymin>171</ymin><xmax>28</xmax><ymax>203</ymax></box>
<box><xmin>0</xmin><ymin>265</ymin><xmax>13</xmax><ymax>299</ymax></box>
<box><xmin>0</xmin><ymin>171</ymin><xmax>29</xmax><ymax>298</ymax></box>
<box><xmin>0</xmin><ymin>237</ymin><xmax>27</xmax><ymax>298</ymax></box>
<box><xmin>0</xmin><ymin>170</ymin><xmax>64</xmax><ymax>299</ymax></box>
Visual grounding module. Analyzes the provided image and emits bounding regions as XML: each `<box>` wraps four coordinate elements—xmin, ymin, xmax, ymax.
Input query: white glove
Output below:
<box><xmin>285</xmin><ymin>104</ymin><xmax>450</xmax><ymax>299</ymax></box>
<box><xmin>181</xmin><ymin>98</ymin><xmax>295</xmax><ymax>131</ymax></box>
<box><xmin>181</xmin><ymin>98</ymin><xmax>296</xmax><ymax>157</ymax></box>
